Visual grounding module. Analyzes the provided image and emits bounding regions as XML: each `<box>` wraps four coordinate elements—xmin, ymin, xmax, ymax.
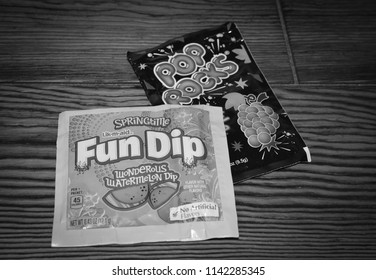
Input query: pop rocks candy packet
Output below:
<box><xmin>127</xmin><ymin>22</ymin><xmax>311</xmax><ymax>183</ymax></box>
<box><xmin>52</xmin><ymin>105</ymin><xmax>238</xmax><ymax>246</ymax></box>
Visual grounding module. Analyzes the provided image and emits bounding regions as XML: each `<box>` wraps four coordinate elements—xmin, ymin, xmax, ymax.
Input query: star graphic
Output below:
<box><xmin>231</xmin><ymin>141</ymin><xmax>243</xmax><ymax>152</ymax></box>
<box><xmin>138</xmin><ymin>63</ymin><xmax>147</xmax><ymax>70</ymax></box>
<box><xmin>259</xmin><ymin>134</ymin><xmax>281</xmax><ymax>153</ymax></box>
<box><xmin>235</xmin><ymin>78</ymin><xmax>248</xmax><ymax>89</ymax></box>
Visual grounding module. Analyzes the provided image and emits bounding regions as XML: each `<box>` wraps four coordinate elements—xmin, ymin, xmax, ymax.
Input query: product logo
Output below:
<box><xmin>75</xmin><ymin>128</ymin><xmax>207</xmax><ymax>169</ymax></box>
<box><xmin>113</xmin><ymin>116</ymin><xmax>171</xmax><ymax>129</ymax></box>
<box><xmin>154</xmin><ymin>43</ymin><xmax>239</xmax><ymax>105</ymax></box>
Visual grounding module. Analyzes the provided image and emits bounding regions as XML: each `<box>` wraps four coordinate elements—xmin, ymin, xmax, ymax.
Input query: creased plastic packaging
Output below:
<box><xmin>127</xmin><ymin>22</ymin><xmax>311</xmax><ymax>183</ymax></box>
<box><xmin>52</xmin><ymin>105</ymin><xmax>238</xmax><ymax>246</ymax></box>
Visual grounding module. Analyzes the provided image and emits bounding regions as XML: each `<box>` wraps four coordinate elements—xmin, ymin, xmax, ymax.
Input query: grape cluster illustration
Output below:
<box><xmin>237</xmin><ymin>93</ymin><xmax>280</xmax><ymax>149</ymax></box>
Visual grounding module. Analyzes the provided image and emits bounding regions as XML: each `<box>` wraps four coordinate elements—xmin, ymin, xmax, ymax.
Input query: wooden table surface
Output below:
<box><xmin>1</xmin><ymin>0</ymin><xmax>376</xmax><ymax>259</ymax></box>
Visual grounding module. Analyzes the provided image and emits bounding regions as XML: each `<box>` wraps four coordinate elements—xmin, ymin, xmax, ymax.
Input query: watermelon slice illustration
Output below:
<box><xmin>149</xmin><ymin>181</ymin><xmax>179</xmax><ymax>209</ymax></box>
<box><xmin>157</xmin><ymin>195</ymin><xmax>180</xmax><ymax>223</ymax></box>
<box><xmin>102</xmin><ymin>184</ymin><xmax>149</xmax><ymax>211</ymax></box>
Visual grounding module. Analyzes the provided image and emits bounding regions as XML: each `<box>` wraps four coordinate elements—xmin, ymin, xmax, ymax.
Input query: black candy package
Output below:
<box><xmin>127</xmin><ymin>22</ymin><xmax>311</xmax><ymax>183</ymax></box>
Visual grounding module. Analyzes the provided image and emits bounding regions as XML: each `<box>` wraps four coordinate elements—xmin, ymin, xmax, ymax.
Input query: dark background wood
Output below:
<box><xmin>0</xmin><ymin>0</ymin><xmax>376</xmax><ymax>259</ymax></box>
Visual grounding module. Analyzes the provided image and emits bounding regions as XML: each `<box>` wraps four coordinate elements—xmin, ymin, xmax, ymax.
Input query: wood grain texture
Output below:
<box><xmin>0</xmin><ymin>0</ymin><xmax>293</xmax><ymax>84</ymax></box>
<box><xmin>281</xmin><ymin>0</ymin><xmax>376</xmax><ymax>83</ymax></box>
<box><xmin>1</xmin><ymin>84</ymin><xmax>375</xmax><ymax>259</ymax></box>
<box><xmin>1</xmin><ymin>0</ymin><xmax>376</xmax><ymax>260</ymax></box>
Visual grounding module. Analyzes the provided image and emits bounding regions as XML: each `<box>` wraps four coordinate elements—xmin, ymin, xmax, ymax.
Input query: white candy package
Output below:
<box><xmin>52</xmin><ymin>105</ymin><xmax>238</xmax><ymax>246</ymax></box>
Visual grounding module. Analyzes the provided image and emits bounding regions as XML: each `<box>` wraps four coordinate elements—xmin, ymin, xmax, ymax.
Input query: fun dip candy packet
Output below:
<box><xmin>52</xmin><ymin>105</ymin><xmax>238</xmax><ymax>246</ymax></box>
<box><xmin>127</xmin><ymin>22</ymin><xmax>311</xmax><ymax>183</ymax></box>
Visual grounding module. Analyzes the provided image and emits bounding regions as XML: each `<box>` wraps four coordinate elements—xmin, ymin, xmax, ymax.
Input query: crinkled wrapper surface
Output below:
<box><xmin>52</xmin><ymin>105</ymin><xmax>238</xmax><ymax>246</ymax></box>
<box><xmin>127</xmin><ymin>22</ymin><xmax>311</xmax><ymax>183</ymax></box>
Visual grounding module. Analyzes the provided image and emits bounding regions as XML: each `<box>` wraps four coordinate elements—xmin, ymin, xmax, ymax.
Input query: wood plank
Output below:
<box><xmin>280</xmin><ymin>0</ymin><xmax>376</xmax><ymax>84</ymax></box>
<box><xmin>0</xmin><ymin>83</ymin><xmax>376</xmax><ymax>258</ymax></box>
<box><xmin>0</xmin><ymin>0</ymin><xmax>293</xmax><ymax>84</ymax></box>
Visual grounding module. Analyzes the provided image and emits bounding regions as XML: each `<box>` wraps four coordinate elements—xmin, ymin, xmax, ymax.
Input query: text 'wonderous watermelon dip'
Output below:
<box><xmin>52</xmin><ymin>105</ymin><xmax>238</xmax><ymax>246</ymax></box>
